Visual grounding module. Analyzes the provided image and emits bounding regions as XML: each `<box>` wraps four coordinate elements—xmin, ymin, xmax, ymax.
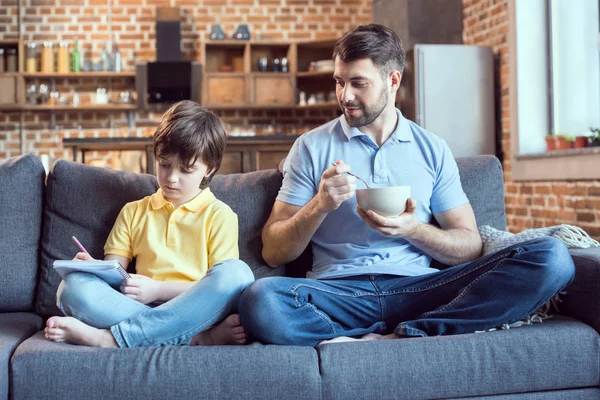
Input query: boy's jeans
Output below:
<box><xmin>57</xmin><ymin>259</ymin><xmax>254</xmax><ymax>347</ymax></box>
<box><xmin>239</xmin><ymin>237</ymin><xmax>575</xmax><ymax>346</ymax></box>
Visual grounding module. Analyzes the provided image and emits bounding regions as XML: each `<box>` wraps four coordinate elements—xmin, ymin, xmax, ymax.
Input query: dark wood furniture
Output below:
<box><xmin>62</xmin><ymin>135</ymin><xmax>298</xmax><ymax>175</ymax></box>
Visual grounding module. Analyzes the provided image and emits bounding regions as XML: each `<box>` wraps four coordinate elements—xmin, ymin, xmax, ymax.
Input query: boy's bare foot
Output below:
<box><xmin>190</xmin><ymin>314</ymin><xmax>246</xmax><ymax>346</ymax></box>
<box><xmin>44</xmin><ymin>316</ymin><xmax>118</xmax><ymax>348</ymax></box>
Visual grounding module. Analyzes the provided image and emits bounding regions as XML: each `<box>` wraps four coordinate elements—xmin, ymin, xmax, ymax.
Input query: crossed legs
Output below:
<box><xmin>45</xmin><ymin>259</ymin><xmax>255</xmax><ymax>348</ymax></box>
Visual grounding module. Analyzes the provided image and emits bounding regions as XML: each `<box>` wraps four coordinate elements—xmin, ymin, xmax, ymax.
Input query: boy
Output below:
<box><xmin>45</xmin><ymin>100</ymin><xmax>255</xmax><ymax>348</ymax></box>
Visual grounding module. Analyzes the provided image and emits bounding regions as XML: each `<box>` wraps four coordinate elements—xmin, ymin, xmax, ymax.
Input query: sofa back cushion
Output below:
<box><xmin>456</xmin><ymin>155</ymin><xmax>506</xmax><ymax>231</ymax></box>
<box><xmin>0</xmin><ymin>154</ymin><xmax>45</xmax><ymax>312</ymax></box>
<box><xmin>36</xmin><ymin>161</ymin><xmax>159</xmax><ymax>318</ymax></box>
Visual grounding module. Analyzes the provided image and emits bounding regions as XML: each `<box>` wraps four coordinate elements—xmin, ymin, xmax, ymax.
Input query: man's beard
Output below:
<box><xmin>341</xmin><ymin>87</ymin><xmax>389</xmax><ymax>128</ymax></box>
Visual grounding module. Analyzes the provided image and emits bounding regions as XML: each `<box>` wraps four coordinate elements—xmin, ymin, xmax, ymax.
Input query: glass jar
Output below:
<box><xmin>25</xmin><ymin>43</ymin><xmax>37</xmax><ymax>73</ymax></box>
<box><xmin>57</xmin><ymin>41</ymin><xmax>69</xmax><ymax>73</ymax></box>
<box><xmin>6</xmin><ymin>48</ymin><xmax>17</xmax><ymax>72</ymax></box>
<box><xmin>41</xmin><ymin>41</ymin><xmax>54</xmax><ymax>73</ymax></box>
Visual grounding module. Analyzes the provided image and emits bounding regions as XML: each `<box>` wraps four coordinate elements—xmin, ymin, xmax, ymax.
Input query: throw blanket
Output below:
<box><xmin>479</xmin><ymin>224</ymin><xmax>600</xmax><ymax>256</ymax></box>
<box><xmin>474</xmin><ymin>224</ymin><xmax>599</xmax><ymax>333</ymax></box>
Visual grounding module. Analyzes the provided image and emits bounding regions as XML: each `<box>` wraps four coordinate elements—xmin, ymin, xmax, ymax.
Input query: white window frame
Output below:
<box><xmin>509</xmin><ymin>0</ymin><xmax>600</xmax><ymax>181</ymax></box>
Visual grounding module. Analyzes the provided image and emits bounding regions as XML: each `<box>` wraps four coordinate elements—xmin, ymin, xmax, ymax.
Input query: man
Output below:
<box><xmin>238</xmin><ymin>24</ymin><xmax>575</xmax><ymax>346</ymax></box>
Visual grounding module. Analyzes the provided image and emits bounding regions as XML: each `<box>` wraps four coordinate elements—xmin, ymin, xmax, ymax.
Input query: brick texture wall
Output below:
<box><xmin>462</xmin><ymin>0</ymin><xmax>600</xmax><ymax>239</ymax></box>
<box><xmin>0</xmin><ymin>0</ymin><xmax>371</xmax><ymax>166</ymax></box>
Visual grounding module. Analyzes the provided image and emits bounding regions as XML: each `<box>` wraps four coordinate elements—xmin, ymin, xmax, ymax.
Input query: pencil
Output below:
<box><xmin>71</xmin><ymin>236</ymin><xmax>90</xmax><ymax>255</ymax></box>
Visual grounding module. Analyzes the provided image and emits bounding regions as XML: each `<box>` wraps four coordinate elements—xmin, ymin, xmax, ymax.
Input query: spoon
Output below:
<box><xmin>331</xmin><ymin>163</ymin><xmax>370</xmax><ymax>188</ymax></box>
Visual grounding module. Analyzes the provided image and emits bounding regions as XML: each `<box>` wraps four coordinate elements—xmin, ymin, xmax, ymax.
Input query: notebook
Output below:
<box><xmin>53</xmin><ymin>259</ymin><xmax>130</xmax><ymax>286</ymax></box>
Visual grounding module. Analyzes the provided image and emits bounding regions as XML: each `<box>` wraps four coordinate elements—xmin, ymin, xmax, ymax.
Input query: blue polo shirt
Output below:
<box><xmin>278</xmin><ymin>108</ymin><xmax>469</xmax><ymax>279</ymax></box>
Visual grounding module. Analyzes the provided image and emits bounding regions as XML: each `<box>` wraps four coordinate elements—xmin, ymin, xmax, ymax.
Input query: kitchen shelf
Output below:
<box><xmin>296</xmin><ymin>101</ymin><xmax>338</xmax><ymax>110</ymax></box>
<box><xmin>296</xmin><ymin>71</ymin><xmax>334</xmax><ymax>78</ymax></box>
<box><xmin>20</xmin><ymin>104</ymin><xmax>137</xmax><ymax>111</ymax></box>
<box><xmin>21</xmin><ymin>72</ymin><xmax>136</xmax><ymax>78</ymax></box>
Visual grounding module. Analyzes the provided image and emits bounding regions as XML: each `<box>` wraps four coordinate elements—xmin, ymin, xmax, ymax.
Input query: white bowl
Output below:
<box><xmin>356</xmin><ymin>186</ymin><xmax>411</xmax><ymax>217</ymax></box>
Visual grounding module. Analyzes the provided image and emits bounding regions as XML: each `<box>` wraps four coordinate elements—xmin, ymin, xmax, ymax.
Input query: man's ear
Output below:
<box><xmin>390</xmin><ymin>71</ymin><xmax>402</xmax><ymax>91</ymax></box>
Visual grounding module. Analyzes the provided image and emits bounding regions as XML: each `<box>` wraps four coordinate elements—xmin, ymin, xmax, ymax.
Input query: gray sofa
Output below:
<box><xmin>1</xmin><ymin>153</ymin><xmax>598</xmax><ymax>400</ymax></box>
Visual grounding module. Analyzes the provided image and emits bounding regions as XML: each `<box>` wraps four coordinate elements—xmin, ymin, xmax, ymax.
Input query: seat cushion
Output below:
<box><xmin>317</xmin><ymin>317</ymin><xmax>599</xmax><ymax>400</ymax></box>
<box><xmin>12</xmin><ymin>333</ymin><xmax>321</xmax><ymax>400</ymax></box>
<box><xmin>0</xmin><ymin>154</ymin><xmax>45</xmax><ymax>312</ymax></box>
<box><xmin>0</xmin><ymin>313</ymin><xmax>43</xmax><ymax>400</ymax></box>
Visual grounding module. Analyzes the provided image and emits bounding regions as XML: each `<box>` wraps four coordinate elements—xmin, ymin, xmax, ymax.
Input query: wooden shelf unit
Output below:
<box><xmin>200</xmin><ymin>38</ymin><xmax>338</xmax><ymax>109</ymax></box>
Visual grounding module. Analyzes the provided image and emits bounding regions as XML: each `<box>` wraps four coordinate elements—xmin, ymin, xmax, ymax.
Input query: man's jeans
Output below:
<box><xmin>56</xmin><ymin>259</ymin><xmax>254</xmax><ymax>347</ymax></box>
<box><xmin>238</xmin><ymin>237</ymin><xmax>575</xmax><ymax>346</ymax></box>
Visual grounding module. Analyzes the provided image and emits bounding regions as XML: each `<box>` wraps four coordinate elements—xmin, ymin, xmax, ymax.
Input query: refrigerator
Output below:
<box><xmin>397</xmin><ymin>45</ymin><xmax>496</xmax><ymax>158</ymax></box>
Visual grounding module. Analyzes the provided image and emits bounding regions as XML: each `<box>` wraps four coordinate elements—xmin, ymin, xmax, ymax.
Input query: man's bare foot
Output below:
<box><xmin>319</xmin><ymin>332</ymin><xmax>411</xmax><ymax>345</ymax></box>
<box><xmin>190</xmin><ymin>314</ymin><xmax>246</xmax><ymax>346</ymax></box>
<box><xmin>319</xmin><ymin>336</ymin><xmax>363</xmax><ymax>345</ymax></box>
<box><xmin>44</xmin><ymin>316</ymin><xmax>118</xmax><ymax>348</ymax></box>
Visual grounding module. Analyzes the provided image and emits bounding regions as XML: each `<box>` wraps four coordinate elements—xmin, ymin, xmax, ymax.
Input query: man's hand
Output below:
<box><xmin>357</xmin><ymin>198</ymin><xmax>420</xmax><ymax>238</ymax></box>
<box><xmin>317</xmin><ymin>161</ymin><xmax>357</xmax><ymax>213</ymax></box>
<box><xmin>120</xmin><ymin>274</ymin><xmax>161</xmax><ymax>305</ymax></box>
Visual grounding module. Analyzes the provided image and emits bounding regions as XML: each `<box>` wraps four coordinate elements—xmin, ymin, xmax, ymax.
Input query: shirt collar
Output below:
<box><xmin>337</xmin><ymin>108</ymin><xmax>414</xmax><ymax>143</ymax></box>
<box><xmin>150</xmin><ymin>187</ymin><xmax>215</xmax><ymax>212</ymax></box>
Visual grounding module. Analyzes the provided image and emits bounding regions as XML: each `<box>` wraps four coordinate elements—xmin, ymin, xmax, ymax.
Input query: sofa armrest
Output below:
<box><xmin>561</xmin><ymin>248</ymin><xmax>600</xmax><ymax>333</ymax></box>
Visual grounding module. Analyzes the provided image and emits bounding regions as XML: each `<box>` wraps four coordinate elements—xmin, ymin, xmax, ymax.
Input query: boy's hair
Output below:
<box><xmin>332</xmin><ymin>23</ymin><xmax>406</xmax><ymax>77</ymax></box>
<box><xmin>153</xmin><ymin>100</ymin><xmax>227</xmax><ymax>189</ymax></box>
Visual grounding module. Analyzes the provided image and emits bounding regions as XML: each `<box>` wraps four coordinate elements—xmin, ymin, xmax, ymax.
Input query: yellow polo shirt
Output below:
<box><xmin>104</xmin><ymin>188</ymin><xmax>239</xmax><ymax>282</ymax></box>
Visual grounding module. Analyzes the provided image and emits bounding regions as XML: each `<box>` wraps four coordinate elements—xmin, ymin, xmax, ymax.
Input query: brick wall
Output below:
<box><xmin>0</xmin><ymin>0</ymin><xmax>371</xmax><ymax>166</ymax></box>
<box><xmin>462</xmin><ymin>0</ymin><xmax>600</xmax><ymax>239</ymax></box>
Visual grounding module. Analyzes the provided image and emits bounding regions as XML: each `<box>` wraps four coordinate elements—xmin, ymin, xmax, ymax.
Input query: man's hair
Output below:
<box><xmin>332</xmin><ymin>23</ymin><xmax>405</xmax><ymax>76</ymax></box>
<box><xmin>153</xmin><ymin>100</ymin><xmax>227</xmax><ymax>189</ymax></box>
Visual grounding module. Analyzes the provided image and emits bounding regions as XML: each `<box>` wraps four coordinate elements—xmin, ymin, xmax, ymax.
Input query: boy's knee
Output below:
<box><xmin>57</xmin><ymin>272</ymin><xmax>98</xmax><ymax>311</ymax></box>
<box><xmin>212</xmin><ymin>259</ymin><xmax>255</xmax><ymax>292</ymax></box>
<box><xmin>229</xmin><ymin>259</ymin><xmax>255</xmax><ymax>288</ymax></box>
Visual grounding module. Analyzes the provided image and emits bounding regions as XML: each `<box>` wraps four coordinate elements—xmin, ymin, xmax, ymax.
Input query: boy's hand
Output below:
<box><xmin>120</xmin><ymin>274</ymin><xmax>161</xmax><ymax>305</ymax></box>
<box><xmin>73</xmin><ymin>252</ymin><xmax>95</xmax><ymax>261</ymax></box>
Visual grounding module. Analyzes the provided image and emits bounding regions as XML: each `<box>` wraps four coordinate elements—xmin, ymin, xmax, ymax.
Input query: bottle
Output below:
<box><xmin>112</xmin><ymin>36</ymin><xmax>121</xmax><ymax>72</ymax></box>
<box><xmin>0</xmin><ymin>49</ymin><xmax>4</xmax><ymax>73</ymax></box>
<box><xmin>101</xmin><ymin>40</ymin><xmax>110</xmax><ymax>71</ymax></box>
<box><xmin>41</xmin><ymin>41</ymin><xmax>54</xmax><ymax>73</ymax></box>
<box><xmin>6</xmin><ymin>48</ymin><xmax>17</xmax><ymax>72</ymax></box>
<box><xmin>26</xmin><ymin>43</ymin><xmax>37</xmax><ymax>73</ymax></box>
<box><xmin>71</xmin><ymin>37</ymin><xmax>80</xmax><ymax>72</ymax></box>
<box><xmin>57</xmin><ymin>41</ymin><xmax>69</xmax><ymax>73</ymax></box>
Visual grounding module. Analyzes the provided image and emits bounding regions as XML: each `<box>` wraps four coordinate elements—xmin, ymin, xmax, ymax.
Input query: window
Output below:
<box><xmin>509</xmin><ymin>0</ymin><xmax>600</xmax><ymax>180</ymax></box>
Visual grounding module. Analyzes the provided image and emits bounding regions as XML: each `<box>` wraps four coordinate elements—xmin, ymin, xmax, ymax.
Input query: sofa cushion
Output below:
<box><xmin>465</xmin><ymin>388</ymin><xmax>600</xmax><ymax>399</ymax></box>
<box><xmin>0</xmin><ymin>154</ymin><xmax>45</xmax><ymax>312</ymax></box>
<box><xmin>210</xmin><ymin>170</ymin><xmax>288</xmax><ymax>279</ymax></box>
<box><xmin>0</xmin><ymin>312</ymin><xmax>43</xmax><ymax>400</ymax></box>
<box><xmin>36</xmin><ymin>160</ymin><xmax>159</xmax><ymax>318</ymax></box>
<box><xmin>456</xmin><ymin>155</ymin><xmax>506</xmax><ymax>231</ymax></box>
<box><xmin>317</xmin><ymin>317</ymin><xmax>599</xmax><ymax>400</ymax></box>
<box><xmin>12</xmin><ymin>333</ymin><xmax>321</xmax><ymax>400</ymax></box>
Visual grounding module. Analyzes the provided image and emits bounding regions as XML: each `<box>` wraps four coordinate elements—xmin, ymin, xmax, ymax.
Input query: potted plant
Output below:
<box><xmin>574</xmin><ymin>135</ymin><xmax>590</xmax><ymax>148</ymax></box>
<box><xmin>590</xmin><ymin>127</ymin><xmax>600</xmax><ymax>147</ymax></box>
<box><xmin>555</xmin><ymin>133</ymin><xmax>573</xmax><ymax>150</ymax></box>
<box><xmin>545</xmin><ymin>133</ymin><xmax>556</xmax><ymax>151</ymax></box>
